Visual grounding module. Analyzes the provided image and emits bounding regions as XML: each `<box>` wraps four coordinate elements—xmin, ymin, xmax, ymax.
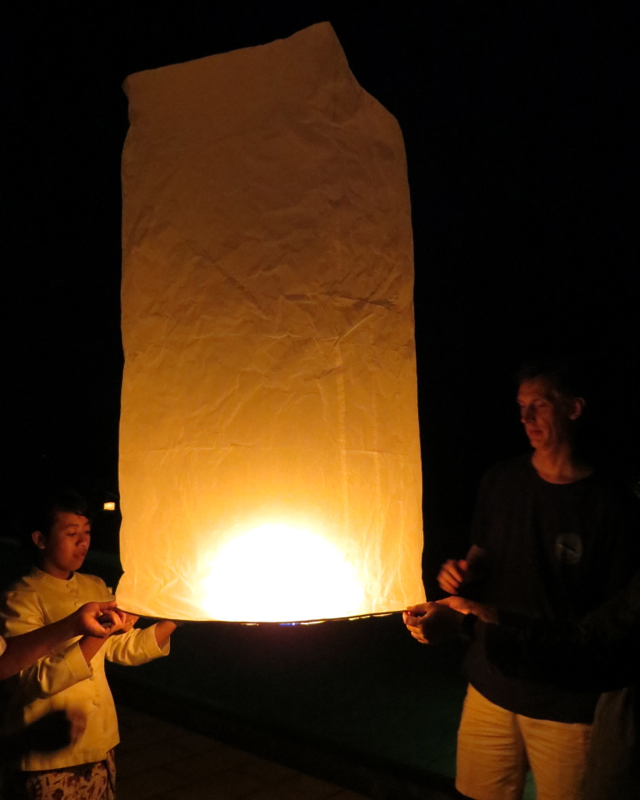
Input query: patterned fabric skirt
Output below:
<box><xmin>5</xmin><ymin>750</ymin><xmax>115</xmax><ymax>800</ymax></box>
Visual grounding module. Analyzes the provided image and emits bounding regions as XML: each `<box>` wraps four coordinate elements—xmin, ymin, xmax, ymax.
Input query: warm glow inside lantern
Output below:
<box><xmin>117</xmin><ymin>22</ymin><xmax>426</xmax><ymax>622</ymax></box>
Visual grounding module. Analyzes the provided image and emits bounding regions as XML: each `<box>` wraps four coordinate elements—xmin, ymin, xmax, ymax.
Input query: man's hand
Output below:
<box><xmin>403</xmin><ymin>603</ymin><xmax>428</xmax><ymax>642</ymax></box>
<box><xmin>437</xmin><ymin>559</ymin><xmax>473</xmax><ymax>595</ymax></box>
<box><xmin>403</xmin><ymin>603</ymin><xmax>429</xmax><ymax>625</ymax></box>
<box><xmin>404</xmin><ymin>602</ymin><xmax>465</xmax><ymax>645</ymax></box>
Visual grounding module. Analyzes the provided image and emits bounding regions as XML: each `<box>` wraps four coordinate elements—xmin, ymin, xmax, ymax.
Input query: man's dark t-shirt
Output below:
<box><xmin>464</xmin><ymin>454</ymin><xmax>636</xmax><ymax>722</ymax></box>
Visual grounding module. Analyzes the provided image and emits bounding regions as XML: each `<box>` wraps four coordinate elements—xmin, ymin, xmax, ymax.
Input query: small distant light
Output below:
<box><xmin>103</xmin><ymin>502</ymin><xmax>117</xmax><ymax>511</ymax></box>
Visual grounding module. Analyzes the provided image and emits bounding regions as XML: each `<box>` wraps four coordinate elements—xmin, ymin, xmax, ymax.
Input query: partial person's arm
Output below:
<box><xmin>1</xmin><ymin>590</ymin><xmax>95</xmax><ymax>698</ymax></box>
<box><xmin>0</xmin><ymin>602</ymin><xmax>116</xmax><ymax>680</ymax></box>
<box><xmin>484</xmin><ymin>568</ymin><xmax>640</xmax><ymax>692</ymax></box>
<box><xmin>406</xmin><ymin>571</ymin><xmax>640</xmax><ymax>693</ymax></box>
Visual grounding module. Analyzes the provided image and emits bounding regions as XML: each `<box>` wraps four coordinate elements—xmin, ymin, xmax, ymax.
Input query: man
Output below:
<box><xmin>425</xmin><ymin>363</ymin><xmax>636</xmax><ymax>800</ymax></box>
<box><xmin>404</xmin><ymin>566</ymin><xmax>640</xmax><ymax>800</ymax></box>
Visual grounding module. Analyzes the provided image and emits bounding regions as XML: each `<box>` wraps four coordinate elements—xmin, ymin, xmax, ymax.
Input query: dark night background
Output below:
<box><xmin>4</xmin><ymin>1</ymin><xmax>639</xmax><ymax>590</ymax></box>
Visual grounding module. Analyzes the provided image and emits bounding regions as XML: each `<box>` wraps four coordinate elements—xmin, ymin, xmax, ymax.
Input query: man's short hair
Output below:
<box><xmin>29</xmin><ymin>490</ymin><xmax>92</xmax><ymax>537</ymax></box>
<box><xmin>516</xmin><ymin>360</ymin><xmax>586</xmax><ymax>401</ymax></box>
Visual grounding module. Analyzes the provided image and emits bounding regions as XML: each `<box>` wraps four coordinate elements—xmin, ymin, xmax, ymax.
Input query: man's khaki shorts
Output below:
<box><xmin>456</xmin><ymin>684</ymin><xmax>592</xmax><ymax>800</ymax></box>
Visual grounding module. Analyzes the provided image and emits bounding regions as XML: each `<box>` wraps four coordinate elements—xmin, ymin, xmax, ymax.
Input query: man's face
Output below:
<box><xmin>517</xmin><ymin>377</ymin><xmax>580</xmax><ymax>452</ymax></box>
<box><xmin>33</xmin><ymin>512</ymin><xmax>91</xmax><ymax>579</ymax></box>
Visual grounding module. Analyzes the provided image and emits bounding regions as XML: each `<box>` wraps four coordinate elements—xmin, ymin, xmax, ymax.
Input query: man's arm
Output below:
<box><xmin>404</xmin><ymin>596</ymin><xmax>497</xmax><ymax>645</ymax></box>
<box><xmin>437</xmin><ymin>544</ymin><xmax>486</xmax><ymax>595</ymax></box>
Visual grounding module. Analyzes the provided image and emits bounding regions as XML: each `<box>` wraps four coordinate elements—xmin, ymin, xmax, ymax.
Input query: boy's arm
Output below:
<box><xmin>77</xmin><ymin>606</ymin><xmax>134</xmax><ymax>665</ymax></box>
<box><xmin>154</xmin><ymin>621</ymin><xmax>177</xmax><ymax>648</ymax></box>
<box><xmin>104</xmin><ymin>618</ymin><xmax>176</xmax><ymax>665</ymax></box>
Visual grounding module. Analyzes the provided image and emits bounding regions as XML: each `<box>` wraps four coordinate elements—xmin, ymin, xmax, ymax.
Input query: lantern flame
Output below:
<box><xmin>200</xmin><ymin>523</ymin><xmax>365</xmax><ymax>622</ymax></box>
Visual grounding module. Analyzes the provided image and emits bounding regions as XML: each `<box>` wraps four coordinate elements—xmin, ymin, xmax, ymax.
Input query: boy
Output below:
<box><xmin>1</xmin><ymin>491</ymin><xmax>177</xmax><ymax>799</ymax></box>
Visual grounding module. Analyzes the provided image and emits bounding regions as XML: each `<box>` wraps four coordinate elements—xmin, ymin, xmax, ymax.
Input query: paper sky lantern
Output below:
<box><xmin>117</xmin><ymin>22</ymin><xmax>425</xmax><ymax>622</ymax></box>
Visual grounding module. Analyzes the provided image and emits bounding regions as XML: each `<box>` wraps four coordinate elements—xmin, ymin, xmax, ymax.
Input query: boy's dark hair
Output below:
<box><xmin>516</xmin><ymin>360</ymin><xmax>586</xmax><ymax>401</ymax></box>
<box><xmin>30</xmin><ymin>490</ymin><xmax>93</xmax><ymax>537</ymax></box>
<box><xmin>7</xmin><ymin>490</ymin><xmax>93</xmax><ymax>576</ymax></box>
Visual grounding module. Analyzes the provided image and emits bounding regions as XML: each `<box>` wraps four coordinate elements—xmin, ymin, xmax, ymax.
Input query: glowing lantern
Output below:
<box><xmin>117</xmin><ymin>23</ymin><xmax>425</xmax><ymax>622</ymax></box>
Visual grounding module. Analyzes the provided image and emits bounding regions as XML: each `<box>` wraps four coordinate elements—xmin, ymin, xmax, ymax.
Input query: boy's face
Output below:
<box><xmin>32</xmin><ymin>512</ymin><xmax>91</xmax><ymax>579</ymax></box>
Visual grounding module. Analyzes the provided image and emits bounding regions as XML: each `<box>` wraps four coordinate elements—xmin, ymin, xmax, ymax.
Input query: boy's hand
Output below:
<box><xmin>77</xmin><ymin>608</ymin><xmax>136</xmax><ymax>665</ymax></box>
<box><xmin>102</xmin><ymin>610</ymin><xmax>139</xmax><ymax>635</ymax></box>
<box><xmin>118</xmin><ymin>612</ymin><xmax>140</xmax><ymax>633</ymax></box>
<box><xmin>72</xmin><ymin>601</ymin><xmax>118</xmax><ymax>638</ymax></box>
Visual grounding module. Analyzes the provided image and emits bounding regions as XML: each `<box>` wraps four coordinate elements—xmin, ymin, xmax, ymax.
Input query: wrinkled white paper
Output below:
<box><xmin>118</xmin><ymin>22</ymin><xmax>425</xmax><ymax>621</ymax></box>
